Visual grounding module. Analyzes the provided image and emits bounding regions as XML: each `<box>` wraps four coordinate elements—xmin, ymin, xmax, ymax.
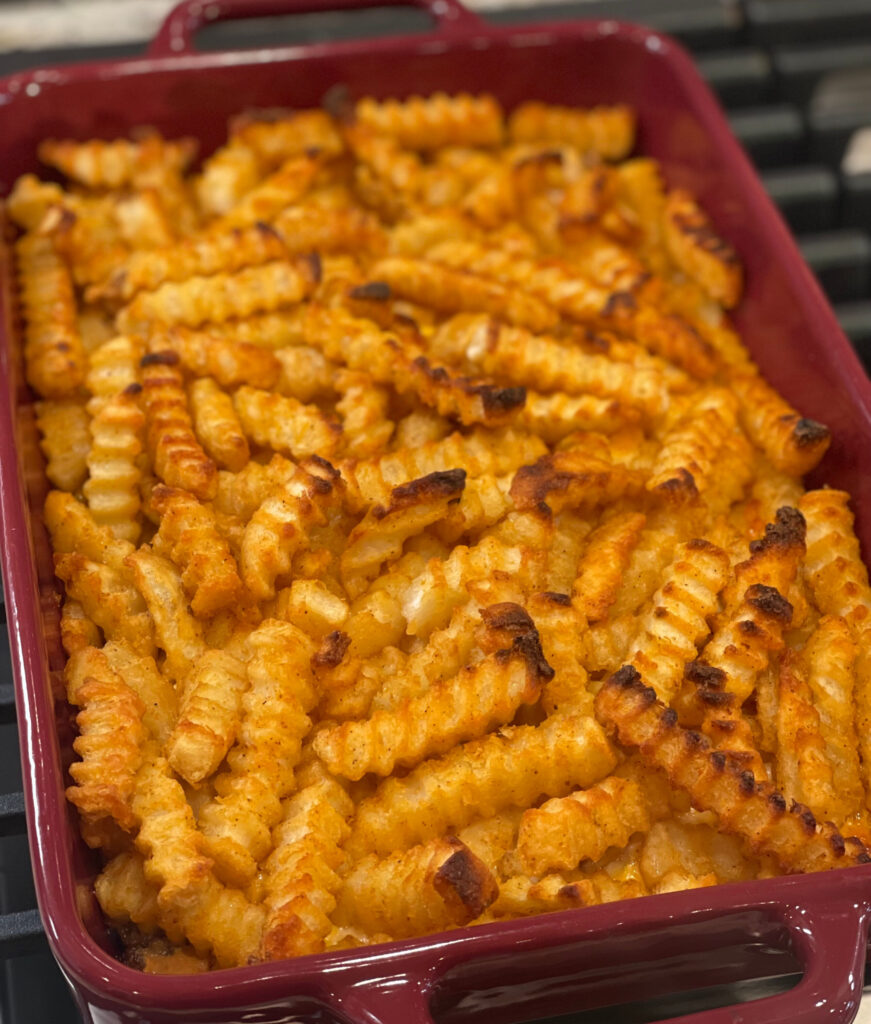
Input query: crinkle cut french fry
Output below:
<box><xmin>484</xmin><ymin>871</ymin><xmax>647</xmax><ymax>921</ymax></box>
<box><xmin>520</xmin><ymin>391</ymin><xmax>640</xmax><ymax>442</ymax></box>
<box><xmin>17</xmin><ymin>233</ymin><xmax>86</xmax><ymax>398</ymax></box>
<box><xmin>522</xmin><ymin>592</ymin><xmax>591</xmax><ymax>716</ymax></box>
<box><xmin>125</xmin><ymin>547</ymin><xmax>204</xmax><ymax>681</ymax></box>
<box><xmin>231</xmin><ymin>108</ymin><xmax>344</xmax><ymax>166</ymax></box>
<box><xmin>240</xmin><ymin>457</ymin><xmax>342</xmax><ymax>601</ymax></box>
<box><xmin>39</xmin><ymin>135</ymin><xmax>197</xmax><ymax>190</ymax></box>
<box><xmin>140</xmin><ymin>352</ymin><xmax>218</xmax><ymax>501</ymax></box>
<box><xmin>508</xmin><ymin>102</ymin><xmax>636</xmax><ymax>160</ymax></box>
<box><xmin>118</xmin><ymin>258</ymin><xmax>317</xmax><ymax>332</ymax></box>
<box><xmin>44</xmin><ymin>490</ymin><xmax>134</xmax><ymax>571</ymax></box>
<box><xmin>94</xmin><ymin>222</ymin><xmax>289</xmax><ymax>303</ymax></box>
<box><xmin>776</xmin><ymin>652</ymin><xmax>838</xmax><ymax>821</ymax></box>
<box><xmin>299</xmin><ymin>306</ymin><xmax>526</xmax><ymax>427</ymax></box>
<box><xmin>60</xmin><ymin>598</ymin><xmax>101</xmax><ymax>655</ymax></box>
<box><xmin>335</xmin><ymin>370</ymin><xmax>394</xmax><ymax>459</ymax></box>
<box><xmin>337</xmin><ymin>838</ymin><xmax>498</xmax><ymax>938</ymax></box>
<box><xmin>189</xmin><ymin>377</ymin><xmax>250</xmax><ymax>472</ymax></box>
<box><xmin>194</xmin><ymin>139</ymin><xmax>262</xmax><ymax>218</ymax></box>
<box><xmin>314</xmin><ymin>629</ymin><xmax>551</xmax><ymax>779</ymax></box>
<box><xmin>83</xmin><ymin>390</ymin><xmax>145</xmax><ymax>544</ymax></box>
<box><xmin>153</xmin><ymin>327</ymin><xmax>281</xmax><ymax>390</ymax></box>
<box><xmin>627</xmin><ymin>540</ymin><xmax>730</xmax><ymax>705</ymax></box>
<box><xmin>367</xmin><ymin>257</ymin><xmax>559</xmax><ymax>332</ymax></box>
<box><xmin>800</xmin><ymin>489</ymin><xmax>871</xmax><ymax>632</ymax></box>
<box><xmin>516</xmin><ymin>776</ymin><xmax>651</xmax><ymax>876</ymax></box>
<box><xmin>213</xmin><ymin>453</ymin><xmax>297</xmax><ymax>520</ymax></box>
<box><xmin>347</xmin><ymin>713</ymin><xmax>617</xmax><ymax>858</ymax></box>
<box><xmin>272</xmin><ymin>204</ymin><xmax>386</xmax><ymax>257</ymax></box>
<box><xmin>275</xmin><ymin>346</ymin><xmax>337</xmax><ymax>405</ymax></box>
<box><xmin>573</xmin><ymin>512</ymin><xmax>647</xmax><ymax>624</ymax></box>
<box><xmin>85</xmin><ymin>335</ymin><xmax>143</xmax><ymax>415</ymax></box>
<box><xmin>198</xmin><ymin>620</ymin><xmax>315</xmax><ymax>888</ymax></box>
<box><xmin>431</xmin><ymin>316</ymin><xmax>670</xmax><ymax>419</ymax></box>
<box><xmin>400</xmin><ymin>536</ymin><xmax>544</xmax><ymax>639</ymax></box>
<box><xmin>689</xmin><ymin>507</ymin><xmax>806</xmax><ymax>772</ymax></box>
<box><xmin>150</xmin><ymin>484</ymin><xmax>242</xmax><ymax>618</ymax></box>
<box><xmin>355</xmin><ymin>93</ymin><xmax>503</xmax><ymax>150</ymax></box>
<box><xmin>165</xmin><ymin>650</ymin><xmax>248</xmax><ymax>786</ymax></box>
<box><xmin>7</xmin><ymin>173</ymin><xmax>67</xmax><ymax>231</ymax></box>
<box><xmin>646</xmin><ymin>389</ymin><xmax>742</xmax><ymax>502</ymax></box>
<box><xmin>102</xmin><ymin>641</ymin><xmax>178</xmax><ymax>748</ymax></box>
<box><xmin>233</xmin><ymin>385</ymin><xmax>340</xmax><ymax>460</ymax></box>
<box><xmin>260</xmin><ymin>774</ymin><xmax>353</xmax><ymax>960</ymax></box>
<box><xmin>34</xmin><ymin>400</ymin><xmax>91</xmax><ymax>492</ymax></box>
<box><xmin>132</xmin><ymin>755</ymin><xmax>265</xmax><ymax>968</ymax></box>
<box><xmin>595</xmin><ymin>666</ymin><xmax>870</xmax><ymax>874</ymax></box>
<box><xmin>340</xmin><ymin>469</ymin><xmax>466</xmax><ymax>596</ymax></box>
<box><xmin>344</xmin><ymin>426</ymin><xmax>546</xmax><ymax>508</ymax></box>
<box><xmin>663</xmin><ymin>189</ymin><xmax>742</xmax><ymax>309</ymax></box>
<box><xmin>732</xmin><ymin>372</ymin><xmax>830</xmax><ymax>477</ymax></box>
<box><xmin>213</xmin><ymin>154</ymin><xmax>321</xmax><ymax>231</ymax></box>
<box><xmin>510</xmin><ymin>447</ymin><xmax>646</xmax><ymax>516</ymax></box>
<box><xmin>55</xmin><ymin>552</ymin><xmax>154</xmax><ymax>656</ymax></box>
<box><xmin>95</xmin><ymin>851</ymin><xmax>165</xmax><ymax>938</ymax></box>
<box><xmin>65</xmin><ymin>646</ymin><xmax>147</xmax><ymax>834</ymax></box>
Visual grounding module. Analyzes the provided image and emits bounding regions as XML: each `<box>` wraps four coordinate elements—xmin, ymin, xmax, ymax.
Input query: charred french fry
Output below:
<box><xmin>595</xmin><ymin>666</ymin><xmax>869</xmax><ymax>873</ymax></box>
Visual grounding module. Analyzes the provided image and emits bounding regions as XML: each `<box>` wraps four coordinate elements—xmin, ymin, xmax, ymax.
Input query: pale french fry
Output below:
<box><xmin>65</xmin><ymin>646</ymin><xmax>147</xmax><ymax>834</ymax></box>
<box><xmin>140</xmin><ymin>352</ymin><xmax>218</xmax><ymax>500</ymax></box>
<box><xmin>118</xmin><ymin>258</ymin><xmax>317</xmax><ymax>332</ymax></box>
<box><xmin>189</xmin><ymin>377</ymin><xmax>250</xmax><ymax>472</ymax></box>
<box><xmin>165</xmin><ymin>650</ymin><xmax>248</xmax><ymax>786</ymax></box>
<box><xmin>17</xmin><ymin>233</ymin><xmax>86</xmax><ymax>398</ymax></box>
<box><xmin>260</xmin><ymin>773</ymin><xmax>353</xmax><ymax>960</ymax></box>
<box><xmin>83</xmin><ymin>390</ymin><xmax>145</xmax><ymax>544</ymax></box>
<box><xmin>34</xmin><ymin>400</ymin><xmax>91</xmax><ymax>492</ymax></box>
<box><xmin>198</xmin><ymin>620</ymin><xmax>316</xmax><ymax>887</ymax></box>
<box><xmin>150</xmin><ymin>484</ymin><xmax>242</xmax><ymax>618</ymax></box>
<box><xmin>347</xmin><ymin>713</ymin><xmax>617</xmax><ymax>858</ymax></box>
<box><xmin>508</xmin><ymin>102</ymin><xmax>636</xmax><ymax>160</ymax></box>
<box><xmin>337</xmin><ymin>838</ymin><xmax>498</xmax><ymax>938</ymax></box>
<box><xmin>39</xmin><ymin>135</ymin><xmax>197</xmax><ymax>190</ymax></box>
<box><xmin>125</xmin><ymin>547</ymin><xmax>203</xmax><ymax>681</ymax></box>
<box><xmin>233</xmin><ymin>385</ymin><xmax>340</xmax><ymax>460</ymax></box>
<box><xmin>315</xmin><ymin>630</ymin><xmax>550</xmax><ymax>779</ymax></box>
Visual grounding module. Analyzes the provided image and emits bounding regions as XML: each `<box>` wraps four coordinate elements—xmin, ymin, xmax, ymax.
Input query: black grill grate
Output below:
<box><xmin>2</xmin><ymin>2</ymin><xmax>871</xmax><ymax>1020</ymax></box>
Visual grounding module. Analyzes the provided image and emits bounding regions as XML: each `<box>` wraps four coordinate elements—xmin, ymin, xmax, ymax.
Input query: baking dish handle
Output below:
<box><xmin>148</xmin><ymin>0</ymin><xmax>486</xmax><ymax>56</ymax></box>
<box><xmin>323</xmin><ymin>898</ymin><xmax>869</xmax><ymax>1024</ymax></box>
<box><xmin>656</xmin><ymin>899</ymin><xmax>869</xmax><ymax>1024</ymax></box>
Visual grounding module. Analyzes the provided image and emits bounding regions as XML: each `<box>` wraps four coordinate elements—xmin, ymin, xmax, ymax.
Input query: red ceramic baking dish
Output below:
<box><xmin>2</xmin><ymin>1</ymin><xmax>871</xmax><ymax>1021</ymax></box>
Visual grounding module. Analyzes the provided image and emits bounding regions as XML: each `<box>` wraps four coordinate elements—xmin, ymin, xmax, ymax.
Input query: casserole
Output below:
<box><xmin>2</xmin><ymin>1</ymin><xmax>871</xmax><ymax>1021</ymax></box>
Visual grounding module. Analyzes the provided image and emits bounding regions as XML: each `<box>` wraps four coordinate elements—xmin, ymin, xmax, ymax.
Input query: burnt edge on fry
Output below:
<box><xmin>312</xmin><ymin>630</ymin><xmax>351</xmax><ymax>670</ymax></box>
<box><xmin>748</xmin><ymin>506</ymin><xmax>806</xmax><ymax>555</ymax></box>
<box><xmin>140</xmin><ymin>350</ymin><xmax>181</xmax><ymax>367</ymax></box>
<box><xmin>792</xmin><ymin>417</ymin><xmax>830</xmax><ymax>449</ymax></box>
<box><xmin>434</xmin><ymin>840</ymin><xmax>499</xmax><ymax>921</ymax></box>
<box><xmin>479</xmin><ymin>602</ymin><xmax>536</xmax><ymax>634</ymax></box>
<box><xmin>349</xmin><ymin>281</ymin><xmax>392</xmax><ymax>302</ymax></box>
<box><xmin>494</xmin><ymin>630</ymin><xmax>555</xmax><ymax>683</ymax></box>
<box><xmin>595</xmin><ymin>666</ymin><xmax>871</xmax><ymax>871</ymax></box>
<box><xmin>382</xmin><ymin>468</ymin><xmax>467</xmax><ymax>515</ymax></box>
<box><xmin>744</xmin><ymin>584</ymin><xmax>793</xmax><ymax>623</ymax></box>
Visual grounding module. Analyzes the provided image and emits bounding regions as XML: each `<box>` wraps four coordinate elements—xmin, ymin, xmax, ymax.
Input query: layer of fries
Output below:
<box><xmin>11</xmin><ymin>89</ymin><xmax>871</xmax><ymax>974</ymax></box>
